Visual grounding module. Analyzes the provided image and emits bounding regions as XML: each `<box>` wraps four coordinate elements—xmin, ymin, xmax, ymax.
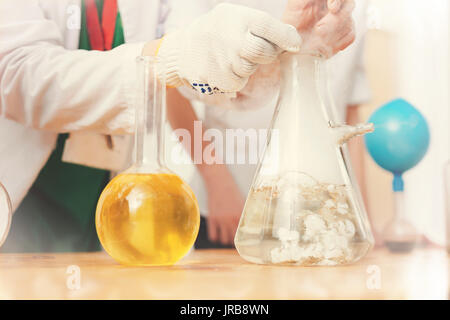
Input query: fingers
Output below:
<box><xmin>232</xmin><ymin>57</ymin><xmax>258</xmax><ymax>82</ymax></box>
<box><xmin>331</xmin><ymin>2</ymin><xmax>355</xmax><ymax>52</ymax></box>
<box><xmin>334</xmin><ymin>27</ymin><xmax>355</xmax><ymax>53</ymax></box>
<box><xmin>240</xmin><ymin>31</ymin><xmax>281</xmax><ymax>65</ymax></box>
<box><xmin>230</xmin><ymin>216</ymin><xmax>240</xmax><ymax>243</ymax></box>
<box><xmin>212</xmin><ymin>30</ymin><xmax>281</xmax><ymax>90</ymax></box>
<box><xmin>329</xmin><ymin>0</ymin><xmax>355</xmax><ymax>14</ymax></box>
<box><xmin>228</xmin><ymin>225</ymin><xmax>237</xmax><ymax>246</ymax></box>
<box><xmin>311</xmin><ymin>0</ymin><xmax>354</xmax><ymax>57</ymax></box>
<box><xmin>342</xmin><ymin>0</ymin><xmax>355</xmax><ymax>13</ymax></box>
<box><xmin>208</xmin><ymin>219</ymin><xmax>232</xmax><ymax>245</ymax></box>
<box><xmin>283</xmin><ymin>0</ymin><xmax>315</xmax><ymax>31</ymax></box>
<box><xmin>219</xmin><ymin>224</ymin><xmax>229</xmax><ymax>245</ymax></box>
<box><xmin>335</xmin><ymin>0</ymin><xmax>355</xmax><ymax>19</ymax></box>
<box><xmin>208</xmin><ymin>217</ymin><xmax>231</xmax><ymax>245</ymax></box>
<box><xmin>207</xmin><ymin>219</ymin><xmax>218</xmax><ymax>243</ymax></box>
<box><xmin>242</xmin><ymin>31</ymin><xmax>281</xmax><ymax>64</ymax></box>
<box><xmin>327</xmin><ymin>0</ymin><xmax>342</xmax><ymax>13</ymax></box>
<box><xmin>219</xmin><ymin>220</ymin><xmax>237</xmax><ymax>246</ymax></box>
<box><xmin>208</xmin><ymin>73</ymin><xmax>249</xmax><ymax>93</ymax></box>
<box><xmin>225</xmin><ymin>218</ymin><xmax>239</xmax><ymax>246</ymax></box>
<box><xmin>249</xmin><ymin>12</ymin><xmax>302</xmax><ymax>53</ymax></box>
<box><xmin>207</xmin><ymin>215</ymin><xmax>240</xmax><ymax>246</ymax></box>
<box><xmin>283</xmin><ymin>0</ymin><xmax>328</xmax><ymax>31</ymax></box>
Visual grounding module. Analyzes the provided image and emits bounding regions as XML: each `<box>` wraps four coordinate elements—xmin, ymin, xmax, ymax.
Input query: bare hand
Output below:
<box><xmin>283</xmin><ymin>0</ymin><xmax>355</xmax><ymax>58</ymax></box>
<box><xmin>205</xmin><ymin>167</ymin><xmax>245</xmax><ymax>246</ymax></box>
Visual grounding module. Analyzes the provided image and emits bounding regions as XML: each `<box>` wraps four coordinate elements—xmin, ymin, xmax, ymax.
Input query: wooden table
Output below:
<box><xmin>0</xmin><ymin>248</ymin><xmax>448</xmax><ymax>299</ymax></box>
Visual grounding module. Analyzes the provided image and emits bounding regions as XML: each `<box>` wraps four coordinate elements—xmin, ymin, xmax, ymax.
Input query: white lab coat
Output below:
<box><xmin>0</xmin><ymin>0</ymin><xmax>163</xmax><ymax>212</ymax></box>
<box><xmin>0</xmin><ymin>0</ymin><xmax>251</xmax><ymax>217</ymax></box>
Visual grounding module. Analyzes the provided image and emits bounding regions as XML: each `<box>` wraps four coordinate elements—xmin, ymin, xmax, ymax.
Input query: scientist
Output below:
<box><xmin>0</xmin><ymin>0</ymin><xmax>355</xmax><ymax>252</ymax></box>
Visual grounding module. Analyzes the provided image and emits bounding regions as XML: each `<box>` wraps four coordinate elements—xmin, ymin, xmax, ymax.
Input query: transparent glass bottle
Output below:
<box><xmin>96</xmin><ymin>56</ymin><xmax>200</xmax><ymax>266</ymax></box>
<box><xmin>235</xmin><ymin>55</ymin><xmax>374</xmax><ymax>266</ymax></box>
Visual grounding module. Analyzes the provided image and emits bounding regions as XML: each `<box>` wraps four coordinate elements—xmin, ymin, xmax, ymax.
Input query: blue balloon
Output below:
<box><xmin>365</xmin><ymin>98</ymin><xmax>430</xmax><ymax>179</ymax></box>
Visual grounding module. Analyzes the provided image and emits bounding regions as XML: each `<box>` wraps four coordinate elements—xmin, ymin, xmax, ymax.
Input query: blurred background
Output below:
<box><xmin>360</xmin><ymin>0</ymin><xmax>449</xmax><ymax>246</ymax></box>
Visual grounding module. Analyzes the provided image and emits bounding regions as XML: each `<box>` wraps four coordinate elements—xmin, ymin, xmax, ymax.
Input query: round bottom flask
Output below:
<box><xmin>96</xmin><ymin>57</ymin><xmax>200</xmax><ymax>266</ymax></box>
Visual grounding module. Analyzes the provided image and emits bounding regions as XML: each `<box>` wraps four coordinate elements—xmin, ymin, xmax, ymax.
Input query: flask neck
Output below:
<box><xmin>281</xmin><ymin>54</ymin><xmax>374</xmax><ymax>145</ymax></box>
<box><xmin>393</xmin><ymin>190</ymin><xmax>407</xmax><ymax>221</ymax></box>
<box><xmin>280</xmin><ymin>54</ymin><xmax>333</xmax><ymax>120</ymax></box>
<box><xmin>393</xmin><ymin>173</ymin><xmax>405</xmax><ymax>192</ymax></box>
<box><xmin>134</xmin><ymin>56</ymin><xmax>167</xmax><ymax>172</ymax></box>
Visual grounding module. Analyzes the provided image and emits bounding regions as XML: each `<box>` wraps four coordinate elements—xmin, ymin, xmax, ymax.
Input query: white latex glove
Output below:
<box><xmin>283</xmin><ymin>0</ymin><xmax>355</xmax><ymax>58</ymax></box>
<box><xmin>157</xmin><ymin>3</ymin><xmax>302</xmax><ymax>94</ymax></box>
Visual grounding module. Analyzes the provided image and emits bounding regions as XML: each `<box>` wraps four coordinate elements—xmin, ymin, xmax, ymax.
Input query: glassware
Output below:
<box><xmin>364</xmin><ymin>98</ymin><xmax>429</xmax><ymax>253</ymax></box>
<box><xmin>383</xmin><ymin>191</ymin><xmax>418</xmax><ymax>252</ymax></box>
<box><xmin>95</xmin><ymin>56</ymin><xmax>200</xmax><ymax>266</ymax></box>
<box><xmin>0</xmin><ymin>181</ymin><xmax>12</xmax><ymax>248</ymax></box>
<box><xmin>234</xmin><ymin>54</ymin><xmax>374</xmax><ymax>266</ymax></box>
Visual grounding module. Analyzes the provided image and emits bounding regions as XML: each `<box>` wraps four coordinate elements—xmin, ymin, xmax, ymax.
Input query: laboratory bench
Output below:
<box><xmin>0</xmin><ymin>248</ymin><xmax>448</xmax><ymax>300</ymax></box>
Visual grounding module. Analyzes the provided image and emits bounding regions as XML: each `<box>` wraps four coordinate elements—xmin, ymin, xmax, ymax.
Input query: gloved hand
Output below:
<box><xmin>156</xmin><ymin>3</ymin><xmax>302</xmax><ymax>93</ymax></box>
<box><xmin>283</xmin><ymin>0</ymin><xmax>355</xmax><ymax>58</ymax></box>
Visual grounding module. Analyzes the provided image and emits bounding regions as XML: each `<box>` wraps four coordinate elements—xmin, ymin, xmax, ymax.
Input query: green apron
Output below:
<box><xmin>1</xmin><ymin>0</ymin><xmax>125</xmax><ymax>253</ymax></box>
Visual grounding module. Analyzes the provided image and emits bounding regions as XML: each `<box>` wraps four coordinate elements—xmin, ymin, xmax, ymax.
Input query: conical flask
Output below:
<box><xmin>235</xmin><ymin>55</ymin><xmax>374</xmax><ymax>266</ymax></box>
<box><xmin>96</xmin><ymin>56</ymin><xmax>200</xmax><ymax>266</ymax></box>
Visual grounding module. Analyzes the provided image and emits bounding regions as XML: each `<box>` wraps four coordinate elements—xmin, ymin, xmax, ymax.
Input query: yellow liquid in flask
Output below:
<box><xmin>96</xmin><ymin>173</ymin><xmax>200</xmax><ymax>266</ymax></box>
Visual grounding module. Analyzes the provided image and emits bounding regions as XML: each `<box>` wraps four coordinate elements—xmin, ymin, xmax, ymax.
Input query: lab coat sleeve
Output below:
<box><xmin>0</xmin><ymin>0</ymin><xmax>145</xmax><ymax>134</ymax></box>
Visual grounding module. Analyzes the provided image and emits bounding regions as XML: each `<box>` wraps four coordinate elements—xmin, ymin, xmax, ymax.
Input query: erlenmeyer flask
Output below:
<box><xmin>235</xmin><ymin>55</ymin><xmax>374</xmax><ymax>266</ymax></box>
<box><xmin>96</xmin><ymin>56</ymin><xmax>200</xmax><ymax>266</ymax></box>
